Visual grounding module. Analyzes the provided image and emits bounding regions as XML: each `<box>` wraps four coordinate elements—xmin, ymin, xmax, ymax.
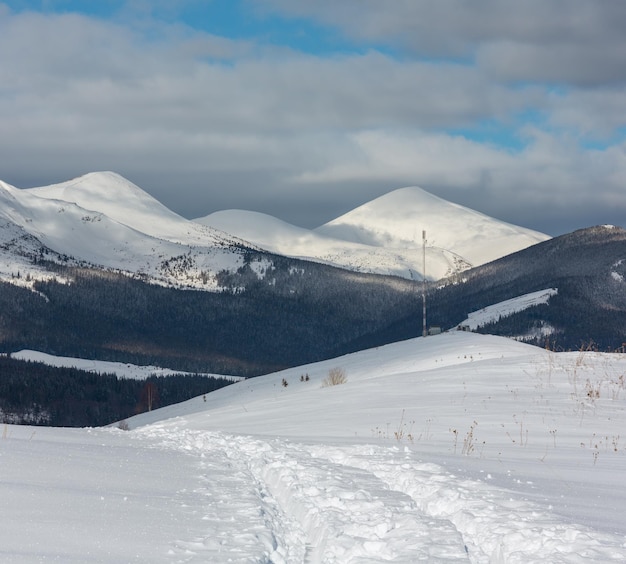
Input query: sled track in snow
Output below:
<box><xmin>137</xmin><ymin>426</ymin><xmax>626</xmax><ymax>563</ymax></box>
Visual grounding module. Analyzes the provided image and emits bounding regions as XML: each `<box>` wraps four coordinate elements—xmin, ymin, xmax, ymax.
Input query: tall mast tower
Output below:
<box><xmin>422</xmin><ymin>230</ymin><xmax>427</xmax><ymax>337</ymax></box>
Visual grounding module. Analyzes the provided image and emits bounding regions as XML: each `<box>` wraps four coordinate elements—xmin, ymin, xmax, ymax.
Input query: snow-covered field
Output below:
<box><xmin>10</xmin><ymin>349</ymin><xmax>243</xmax><ymax>382</ymax></box>
<box><xmin>2</xmin><ymin>332</ymin><xmax>626</xmax><ymax>562</ymax></box>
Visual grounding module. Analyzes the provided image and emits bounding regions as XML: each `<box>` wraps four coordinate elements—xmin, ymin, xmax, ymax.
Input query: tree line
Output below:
<box><xmin>0</xmin><ymin>356</ymin><xmax>234</xmax><ymax>427</ymax></box>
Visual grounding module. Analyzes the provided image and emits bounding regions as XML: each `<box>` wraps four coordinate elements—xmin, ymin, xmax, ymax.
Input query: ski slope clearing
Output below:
<box><xmin>457</xmin><ymin>288</ymin><xmax>558</xmax><ymax>331</ymax></box>
<box><xmin>2</xmin><ymin>333</ymin><xmax>626</xmax><ymax>562</ymax></box>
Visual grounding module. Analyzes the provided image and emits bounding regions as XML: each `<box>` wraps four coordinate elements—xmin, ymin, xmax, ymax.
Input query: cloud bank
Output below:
<box><xmin>0</xmin><ymin>1</ymin><xmax>624</xmax><ymax>234</ymax></box>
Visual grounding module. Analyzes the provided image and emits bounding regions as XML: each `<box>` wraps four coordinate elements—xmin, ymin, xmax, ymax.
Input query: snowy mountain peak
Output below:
<box><xmin>196</xmin><ymin>209</ymin><xmax>311</xmax><ymax>246</ymax></box>
<box><xmin>197</xmin><ymin>185</ymin><xmax>550</xmax><ymax>280</ymax></box>
<box><xmin>0</xmin><ymin>172</ymin><xmax>254</xmax><ymax>290</ymax></box>
<box><xmin>27</xmin><ymin>171</ymin><xmax>187</xmax><ymax>236</ymax></box>
<box><xmin>315</xmin><ymin>186</ymin><xmax>549</xmax><ymax>268</ymax></box>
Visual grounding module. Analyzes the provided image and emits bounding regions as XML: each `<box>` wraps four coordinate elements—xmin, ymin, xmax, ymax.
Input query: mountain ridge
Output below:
<box><xmin>0</xmin><ymin>172</ymin><xmax>252</xmax><ymax>290</ymax></box>
<box><xmin>425</xmin><ymin>225</ymin><xmax>626</xmax><ymax>350</ymax></box>
<box><xmin>2</xmin><ymin>172</ymin><xmax>622</xmax><ymax>376</ymax></box>
<box><xmin>1</xmin><ymin>172</ymin><xmax>549</xmax><ymax>286</ymax></box>
<box><xmin>197</xmin><ymin>185</ymin><xmax>550</xmax><ymax>280</ymax></box>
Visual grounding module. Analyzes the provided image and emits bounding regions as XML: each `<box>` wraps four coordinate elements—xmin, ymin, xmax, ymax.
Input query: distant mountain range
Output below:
<box><xmin>1</xmin><ymin>171</ymin><xmax>547</xmax><ymax>287</ymax></box>
<box><xmin>199</xmin><ymin>186</ymin><xmax>548</xmax><ymax>280</ymax></box>
<box><xmin>1</xmin><ymin>172</ymin><xmax>624</xmax><ymax>376</ymax></box>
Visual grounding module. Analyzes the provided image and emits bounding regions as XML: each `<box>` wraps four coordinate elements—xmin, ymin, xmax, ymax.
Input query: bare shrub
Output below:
<box><xmin>322</xmin><ymin>367</ymin><xmax>347</xmax><ymax>387</ymax></box>
<box><xmin>462</xmin><ymin>420</ymin><xmax>478</xmax><ymax>455</ymax></box>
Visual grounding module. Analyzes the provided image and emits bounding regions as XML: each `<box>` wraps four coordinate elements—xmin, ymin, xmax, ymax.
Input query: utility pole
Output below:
<box><xmin>422</xmin><ymin>230</ymin><xmax>427</xmax><ymax>337</ymax></box>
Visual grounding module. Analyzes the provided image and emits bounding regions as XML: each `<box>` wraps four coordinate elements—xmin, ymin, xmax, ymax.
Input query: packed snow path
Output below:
<box><xmin>137</xmin><ymin>423</ymin><xmax>626</xmax><ymax>563</ymax></box>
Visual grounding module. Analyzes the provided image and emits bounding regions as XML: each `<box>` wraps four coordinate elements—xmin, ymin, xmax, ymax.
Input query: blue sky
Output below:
<box><xmin>7</xmin><ymin>1</ymin><xmax>374</xmax><ymax>55</ymax></box>
<box><xmin>1</xmin><ymin>0</ymin><xmax>625</xmax><ymax>234</ymax></box>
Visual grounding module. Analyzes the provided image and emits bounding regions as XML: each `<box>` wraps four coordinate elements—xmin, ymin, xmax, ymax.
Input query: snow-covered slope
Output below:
<box><xmin>199</xmin><ymin>209</ymin><xmax>455</xmax><ymax>280</ymax></box>
<box><xmin>3</xmin><ymin>332</ymin><xmax>625</xmax><ymax>562</ymax></box>
<box><xmin>0</xmin><ymin>216</ymin><xmax>67</xmax><ymax>287</ymax></box>
<box><xmin>316</xmin><ymin>187</ymin><xmax>549</xmax><ymax>270</ymax></box>
<box><xmin>457</xmin><ymin>288</ymin><xmax>559</xmax><ymax>331</ymax></box>
<box><xmin>198</xmin><ymin>187</ymin><xmax>550</xmax><ymax>280</ymax></box>
<box><xmin>0</xmin><ymin>172</ymin><xmax>250</xmax><ymax>289</ymax></box>
<box><xmin>27</xmin><ymin>171</ymin><xmax>233</xmax><ymax>247</ymax></box>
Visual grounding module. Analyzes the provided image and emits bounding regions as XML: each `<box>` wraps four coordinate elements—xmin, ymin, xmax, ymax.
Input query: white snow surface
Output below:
<box><xmin>197</xmin><ymin>187</ymin><xmax>549</xmax><ymax>281</ymax></box>
<box><xmin>458</xmin><ymin>288</ymin><xmax>558</xmax><ymax>331</ymax></box>
<box><xmin>10</xmin><ymin>350</ymin><xmax>242</xmax><ymax>382</ymax></box>
<box><xmin>3</xmin><ymin>332</ymin><xmax>626</xmax><ymax>562</ymax></box>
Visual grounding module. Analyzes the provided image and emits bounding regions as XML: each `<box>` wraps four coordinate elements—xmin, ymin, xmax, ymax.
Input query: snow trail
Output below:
<box><xmin>308</xmin><ymin>444</ymin><xmax>626</xmax><ymax>563</ymax></box>
<box><xmin>136</xmin><ymin>423</ymin><xmax>626</xmax><ymax>563</ymax></box>
<box><xmin>234</xmin><ymin>434</ymin><xmax>469</xmax><ymax>563</ymax></box>
<box><xmin>139</xmin><ymin>424</ymin><xmax>470</xmax><ymax>562</ymax></box>
<box><xmin>136</xmin><ymin>425</ymin><xmax>307</xmax><ymax>563</ymax></box>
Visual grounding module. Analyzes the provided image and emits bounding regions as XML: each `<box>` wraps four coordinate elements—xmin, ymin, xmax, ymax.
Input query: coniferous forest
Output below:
<box><xmin>0</xmin><ymin>253</ymin><xmax>420</xmax><ymax>376</ymax></box>
<box><xmin>0</xmin><ymin>356</ymin><xmax>233</xmax><ymax>427</ymax></box>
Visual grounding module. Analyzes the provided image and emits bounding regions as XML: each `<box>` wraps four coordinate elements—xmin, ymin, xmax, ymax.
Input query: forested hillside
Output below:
<box><xmin>2</xmin><ymin>226</ymin><xmax>624</xmax><ymax>399</ymax></box>
<box><xmin>425</xmin><ymin>226</ymin><xmax>626</xmax><ymax>350</ymax></box>
<box><xmin>0</xmin><ymin>356</ymin><xmax>233</xmax><ymax>427</ymax></box>
<box><xmin>0</xmin><ymin>252</ymin><xmax>419</xmax><ymax>376</ymax></box>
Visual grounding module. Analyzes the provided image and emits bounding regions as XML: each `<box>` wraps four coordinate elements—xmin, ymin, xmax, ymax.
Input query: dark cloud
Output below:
<box><xmin>0</xmin><ymin>3</ymin><xmax>624</xmax><ymax>236</ymax></box>
<box><xmin>257</xmin><ymin>0</ymin><xmax>626</xmax><ymax>85</ymax></box>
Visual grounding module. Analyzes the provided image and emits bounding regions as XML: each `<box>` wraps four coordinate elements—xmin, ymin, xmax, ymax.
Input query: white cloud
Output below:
<box><xmin>290</xmin><ymin>128</ymin><xmax>626</xmax><ymax>227</ymax></box>
<box><xmin>0</xmin><ymin>3</ymin><xmax>624</xmax><ymax>235</ymax></box>
<box><xmin>547</xmin><ymin>89</ymin><xmax>626</xmax><ymax>138</ymax></box>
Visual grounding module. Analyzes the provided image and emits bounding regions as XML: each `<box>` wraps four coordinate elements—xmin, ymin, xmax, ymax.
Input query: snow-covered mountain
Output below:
<box><xmin>197</xmin><ymin>187</ymin><xmax>550</xmax><ymax>280</ymax></box>
<box><xmin>197</xmin><ymin>208</ymin><xmax>443</xmax><ymax>280</ymax></box>
<box><xmin>3</xmin><ymin>332</ymin><xmax>625</xmax><ymax>561</ymax></box>
<box><xmin>0</xmin><ymin>172</ymin><xmax>252</xmax><ymax>289</ymax></box>
<box><xmin>1</xmin><ymin>172</ymin><xmax>548</xmax><ymax>287</ymax></box>
<box><xmin>317</xmin><ymin>187</ymin><xmax>548</xmax><ymax>267</ymax></box>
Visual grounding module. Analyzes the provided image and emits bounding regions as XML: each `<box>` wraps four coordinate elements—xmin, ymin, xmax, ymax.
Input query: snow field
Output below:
<box><xmin>312</xmin><ymin>444</ymin><xmax>626</xmax><ymax>563</ymax></box>
<box><xmin>0</xmin><ymin>427</ymin><xmax>215</xmax><ymax>563</ymax></box>
<box><xmin>2</xmin><ymin>332</ymin><xmax>626</xmax><ymax>562</ymax></box>
<box><xmin>11</xmin><ymin>349</ymin><xmax>242</xmax><ymax>381</ymax></box>
<box><xmin>136</xmin><ymin>420</ymin><xmax>626</xmax><ymax>563</ymax></box>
